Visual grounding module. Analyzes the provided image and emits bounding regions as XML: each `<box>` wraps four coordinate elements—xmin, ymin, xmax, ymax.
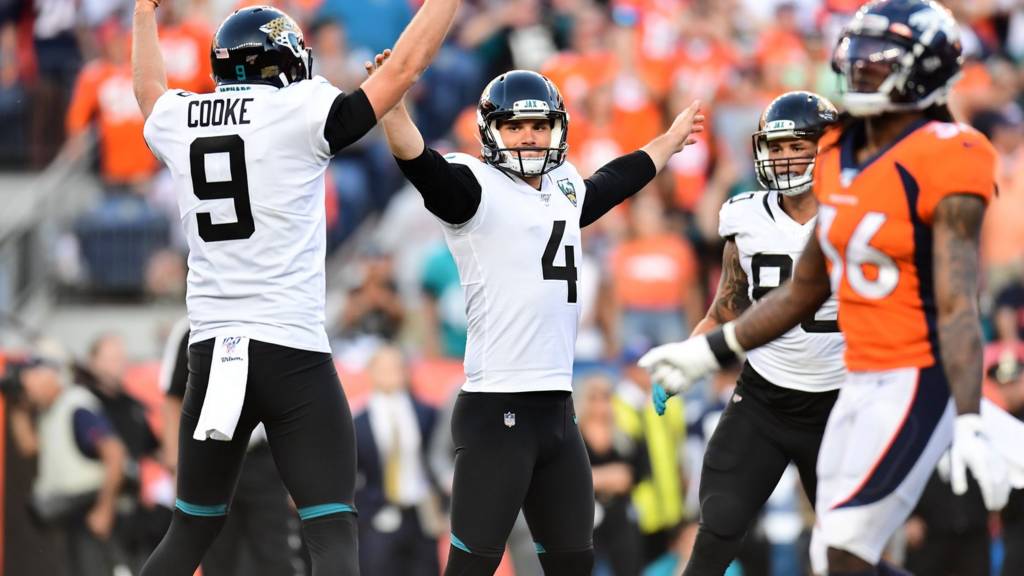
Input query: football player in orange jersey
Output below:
<box><xmin>639</xmin><ymin>1</ymin><xmax>1023</xmax><ymax>575</ymax></box>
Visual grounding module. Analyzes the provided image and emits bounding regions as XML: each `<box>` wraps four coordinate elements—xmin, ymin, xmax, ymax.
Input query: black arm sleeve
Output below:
<box><xmin>396</xmin><ymin>148</ymin><xmax>482</xmax><ymax>226</ymax></box>
<box><xmin>323</xmin><ymin>89</ymin><xmax>378</xmax><ymax>155</ymax></box>
<box><xmin>580</xmin><ymin>151</ymin><xmax>658</xmax><ymax>228</ymax></box>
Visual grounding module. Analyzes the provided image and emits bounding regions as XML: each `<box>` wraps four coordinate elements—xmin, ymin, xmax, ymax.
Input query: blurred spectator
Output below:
<box><xmin>316</xmin><ymin>0</ymin><xmax>411</xmax><ymax>64</ymax></box>
<box><xmin>74</xmin><ymin>332</ymin><xmax>164</xmax><ymax>569</ymax></box>
<box><xmin>355</xmin><ymin>345</ymin><xmax>442</xmax><ymax>576</ymax></box>
<box><xmin>338</xmin><ymin>247</ymin><xmax>406</xmax><ymax>343</ymax></box>
<box><xmin>157</xmin><ymin>2</ymin><xmax>216</xmax><ymax>95</ymax></box>
<box><xmin>988</xmin><ymin>348</ymin><xmax>1024</xmax><ymax>576</ymax></box>
<box><xmin>0</xmin><ymin>20</ymin><xmax>27</xmax><ymax>166</ymax></box>
<box><xmin>610</xmin><ymin>191</ymin><xmax>702</xmax><ymax>349</ymax></box>
<box><xmin>577</xmin><ymin>373</ymin><xmax>646</xmax><ymax>576</ymax></box>
<box><xmin>66</xmin><ymin>20</ymin><xmax>157</xmax><ymax>191</ymax></box>
<box><xmin>29</xmin><ymin>0</ymin><xmax>84</xmax><ymax>167</ymax></box>
<box><xmin>611</xmin><ymin>0</ymin><xmax>686</xmax><ymax>100</ymax></box>
<box><xmin>420</xmin><ymin>241</ymin><xmax>468</xmax><ymax>360</ymax></box>
<box><xmin>974</xmin><ymin>108</ymin><xmax>1024</xmax><ymax>291</ymax></box>
<box><xmin>541</xmin><ymin>2</ymin><xmax>615</xmax><ymax>113</ymax></box>
<box><xmin>755</xmin><ymin>3</ymin><xmax>814</xmax><ymax>95</ymax></box>
<box><xmin>458</xmin><ymin>0</ymin><xmax>561</xmax><ymax>81</ymax></box>
<box><xmin>994</xmin><ymin>279</ymin><xmax>1024</xmax><ymax>345</ymax></box>
<box><xmin>6</xmin><ymin>354</ymin><xmax>128</xmax><ymax>576</ymax></box>
<box><xmin>615</xmin><ymin>346</ymin><xmax>687</xmax><ymax>564</ymax></box>
<box><xmin>903</xmin><ymin>470</ymin><xmax>990</xmax><ymax>576</ymax></box>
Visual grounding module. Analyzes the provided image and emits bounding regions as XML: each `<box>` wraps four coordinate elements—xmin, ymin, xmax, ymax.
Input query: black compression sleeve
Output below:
<box><xmin>323</xmin><ymin>89</ymin><xmax>378</xmax><ymax>155</ymax></box>
<box><xmin>580</xmin><ymin>151</ymin><xmax>657</xmax><ymax>228</ymax></box>
<box><xmin>395</xmin><ymin>148</ymin><xmax>482</xmax><ymax>225</ymax></box>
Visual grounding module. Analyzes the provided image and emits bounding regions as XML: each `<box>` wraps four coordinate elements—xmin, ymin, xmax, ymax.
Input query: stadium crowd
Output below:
<box><xmin>1</xmin><ymin>0</ymin><xmax>1024</xmax><ymax>574</ymax></box>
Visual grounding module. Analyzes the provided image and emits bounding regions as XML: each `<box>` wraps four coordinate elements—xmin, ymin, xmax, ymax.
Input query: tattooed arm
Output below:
<box><xmin>732</xmin><ymin>233</ymin><xmax>832</xmax><ymax>350</ymax></box>
<box><xmin>933</xmin><ymin>194</ymin><xmax>986</xmax><ymax>415</ymax></box>
<box><xmin>691</xmin><ymin>239</ymin><xmax>751</xmax><ymax>336</ymax></box>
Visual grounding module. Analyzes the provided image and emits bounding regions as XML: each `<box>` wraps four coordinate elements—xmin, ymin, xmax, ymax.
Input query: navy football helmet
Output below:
<box><xmin>752</xmin><ymin>91</ymin><xmax>838</xmax><ymax>196</ymax></box>
<box><xmin>832</xmin><ymin>0</ymin><xmax>963</xmax><ymax>117</ymax></box>
<box><xmin>211</xmin><ymin>6</ymin><xmax>312</xmax><ymax>88</ymax></box>
<box><xmin>477</xmin><ymin>70</ymin><xmax>569</xmax><ymax>178</ymax></box>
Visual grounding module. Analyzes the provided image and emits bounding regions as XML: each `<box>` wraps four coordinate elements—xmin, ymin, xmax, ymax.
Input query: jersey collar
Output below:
<box><xmin>215</xmin><ymin>84</ymin><xmax>279</xmax><ymax>93</ymax></box>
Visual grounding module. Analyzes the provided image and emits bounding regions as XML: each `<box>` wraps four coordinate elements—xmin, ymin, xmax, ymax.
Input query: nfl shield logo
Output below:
<box><xmin>504</xmin><ymin>411</ymin><xmax>516</xmax><ymax>428</ymax></box>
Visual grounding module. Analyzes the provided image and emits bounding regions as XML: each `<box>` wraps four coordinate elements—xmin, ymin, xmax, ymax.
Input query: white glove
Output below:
<box><xmin>638</xmin><ymin>323</ymin><xmax>745</xmax><ymax>393</ymax></box>
<box><xmin>949</xmin><ymin>413</ymin><xmax>1012</xmax><ymax>511</ymax></box>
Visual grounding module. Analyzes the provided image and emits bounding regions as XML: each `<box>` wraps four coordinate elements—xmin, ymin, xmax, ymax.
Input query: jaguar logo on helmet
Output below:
<box><xmin>259</xmin><ymin>16</ymin><xmax>305</xmax><ymax>59</ymax></box>
<box><xmin>210</xmin><ymin>6</ymin><xmax>313</xmax><ymax>89</ymax></box>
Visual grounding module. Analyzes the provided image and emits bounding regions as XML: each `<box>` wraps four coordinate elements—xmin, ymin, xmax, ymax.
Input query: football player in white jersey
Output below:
<box><xmin>132</xmin><ymin>1</ymin><xmax>459</xmax><ymax>575</ymax></box>
<box><xmin>668</xmin><ymin>91</ymin><xmax>844</xmax><ymax>575</ymax></box>
<box><xmin>367</xmin><ymin>54</ymin><xmax>703</xmax><ymax>575</ymax></box>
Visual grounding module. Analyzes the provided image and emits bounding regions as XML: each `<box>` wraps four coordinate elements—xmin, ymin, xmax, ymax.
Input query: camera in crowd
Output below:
<box><xmin>0</xmin><ymin>356</ymin><xmax>54</xmax><ymax>402</ymax></box>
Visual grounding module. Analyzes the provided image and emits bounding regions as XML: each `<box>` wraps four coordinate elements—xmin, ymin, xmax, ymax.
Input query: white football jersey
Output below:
<box><xmin>718</xmin><ymin>190</ymin><xmax>845</xmax><ymax>392</ymax></box>
<box><xmin>143</xmin><ymin>77</ymin><xmax>343</xmax><ymax>352</ymax></box>
<box><xmin>441</xmin><ymin>154</ymin><xmax>587</xmax><ymax>393</ymax></box>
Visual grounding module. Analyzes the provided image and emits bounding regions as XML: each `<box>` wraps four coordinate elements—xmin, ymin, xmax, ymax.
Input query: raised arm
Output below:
<box><xmin>132</xmin><ymin>0</ymin><xmax>168</xmax><ymax>120</ymax></box>
<box><xmin>579</xmin><ymin>101</ymin><xmax>704</xmax><ymax>227</ymax></box>
<box><xmin>359</xmin><ymin>0</ymin><xmax>461</xmax><ymax>120</ymax></box>
<box><xmin>367</xmin><ymin>51</ymin><xmax>481</xmax><ymax>226</ymax></box>
<box><xmin>691</xmin><ymin>239</ymin><xmax>751</xmax><ymax>336</ymax></box>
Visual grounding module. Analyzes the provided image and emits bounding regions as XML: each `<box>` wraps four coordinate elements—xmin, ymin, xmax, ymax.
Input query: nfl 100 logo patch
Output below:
<box><xmin>223</xmin><ymin>336</ymin><xmax>242</xmax><ymax>355</ymax></box>
<box><xmin>504</xmin><ymin>411</ymin><xmax>516</xmax><ymax>428</ymax></box>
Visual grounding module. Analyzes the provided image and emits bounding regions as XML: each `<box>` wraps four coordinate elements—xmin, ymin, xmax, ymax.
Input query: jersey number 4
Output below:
<box><xmin>542</xmin><ymin>221</ymin><xmax>578</xmax><ymax>303</ymax></box>
<box><xmin>751</xmin><ymin>253</ymin><xmax>839</xmax><ymax>333</ymax></box>
<box><xmin>189</xmin><ymin>135</ymin><xmax>256</xmax><ymax>242</ymax></box>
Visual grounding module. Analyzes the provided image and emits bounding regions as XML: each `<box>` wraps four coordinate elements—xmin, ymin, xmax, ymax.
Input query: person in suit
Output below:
<box><xmin>355</xmin><ymin>345</ymin><xmax>441</xmax><ymax>575</ymax></box>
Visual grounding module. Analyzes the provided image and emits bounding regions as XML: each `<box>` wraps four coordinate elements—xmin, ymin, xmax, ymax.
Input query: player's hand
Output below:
<box><xmin>665</xmin><ymin>100</ymin><xmax>705</xmax><ymax>152</ymax></box>
<box><xmin>949</xmin><ymin>414</ymin><xmax>1011</xmax><ymax>511</ymax></box>
<box><xmin>364</xmin><ymin>49</ymin><xmax>393</xmax><ymax>78</ymax></box>
<box><xmin>639</xmin><ymin>337</ymin><xmax>714</xmax><ymax>395</ymax></box>
<box><xmin>86</xmin><ymin>502</ymin><xmax>115</xmax><ymax>540</ymax></box>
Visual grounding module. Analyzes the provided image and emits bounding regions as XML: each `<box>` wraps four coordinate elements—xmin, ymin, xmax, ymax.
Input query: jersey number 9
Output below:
<box><xmin>189</xmin><ymin>135</ymin><xmax>256</xmax><ymax>242</ymax></box>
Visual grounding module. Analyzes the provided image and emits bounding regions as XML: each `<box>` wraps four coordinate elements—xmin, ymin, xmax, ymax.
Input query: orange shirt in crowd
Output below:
<box><xmin>670</xmin><ymin>39</ymin><xmax>738</xmax><ymax>103</ymax></box>
<box><xmin>611</xmin><ymin>234</ymin><xmax>698</xmax><ymax>310</ymax></box>
<box><xmin>667</xmin><ymin>126</ymin><xmax>711</xmax><ymax>212</ymax></box>
<box><xmin>612</xmin><ymin>0</ymin><xmax>688</xmax><ymax>98</ymax></box>
<box><xmin>160</xmin><ymin>18</ymin><xmax>215</xmax><ymax>94</ymax></box>
<box><xmin>541</xmin><ymin>51</ymin><xmax>617</xmax><ymax>113</ymax></box>
<box><xmin>66</xmin><ymin>61</ymin><xmax>157</xmax><ymax>184</ymax></box>
<box><xmin>982</xmin><ymin>150</ymin><xmax>1024</xmax><ymax>269</ymax></box>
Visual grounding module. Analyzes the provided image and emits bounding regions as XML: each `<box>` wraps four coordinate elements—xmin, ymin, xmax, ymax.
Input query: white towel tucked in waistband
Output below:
<box><xmin>193</xmin><ymin>336</ymin><xmax>250</xmax><ymax>442</ymax></box>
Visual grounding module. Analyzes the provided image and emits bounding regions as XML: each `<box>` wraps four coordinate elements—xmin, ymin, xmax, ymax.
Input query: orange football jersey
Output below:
<box><xmin>813</xmin><ymin>120</ymin><xmax>997</xmax><ymax>371</ymax></box>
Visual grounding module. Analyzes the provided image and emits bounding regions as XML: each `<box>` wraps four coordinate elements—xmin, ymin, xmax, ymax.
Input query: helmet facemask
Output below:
<box><xmin>752</xmin><ymin>122</ymin><xmax>818</xmax><ymax>196</ymax></box>
<box><xmin>480</xmin><ymin>99</ymin><xmax>568</xmax><ymax>178</ymax></box>
<box><xmin>832</xmin><ymin>5</ymin><xmax>963</xmax><ymax>117</ymax></box>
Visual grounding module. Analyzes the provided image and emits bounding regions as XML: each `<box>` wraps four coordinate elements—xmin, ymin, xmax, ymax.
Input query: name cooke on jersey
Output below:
<box><xmin>187</xmin><ymin>97</ymin><xmax>254</xmax><ymax>128</ymax></box>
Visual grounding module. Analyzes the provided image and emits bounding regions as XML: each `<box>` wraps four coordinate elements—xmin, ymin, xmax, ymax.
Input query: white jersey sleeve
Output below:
<box><xmin>435</xmin><ymin>153</ymin><xmax>491</xmax><ymax>235</ymax></box>
<box><xmin>300</xmin><ymin>76</ymin><xmax>343</xmax><ymax>160</ymax></box>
